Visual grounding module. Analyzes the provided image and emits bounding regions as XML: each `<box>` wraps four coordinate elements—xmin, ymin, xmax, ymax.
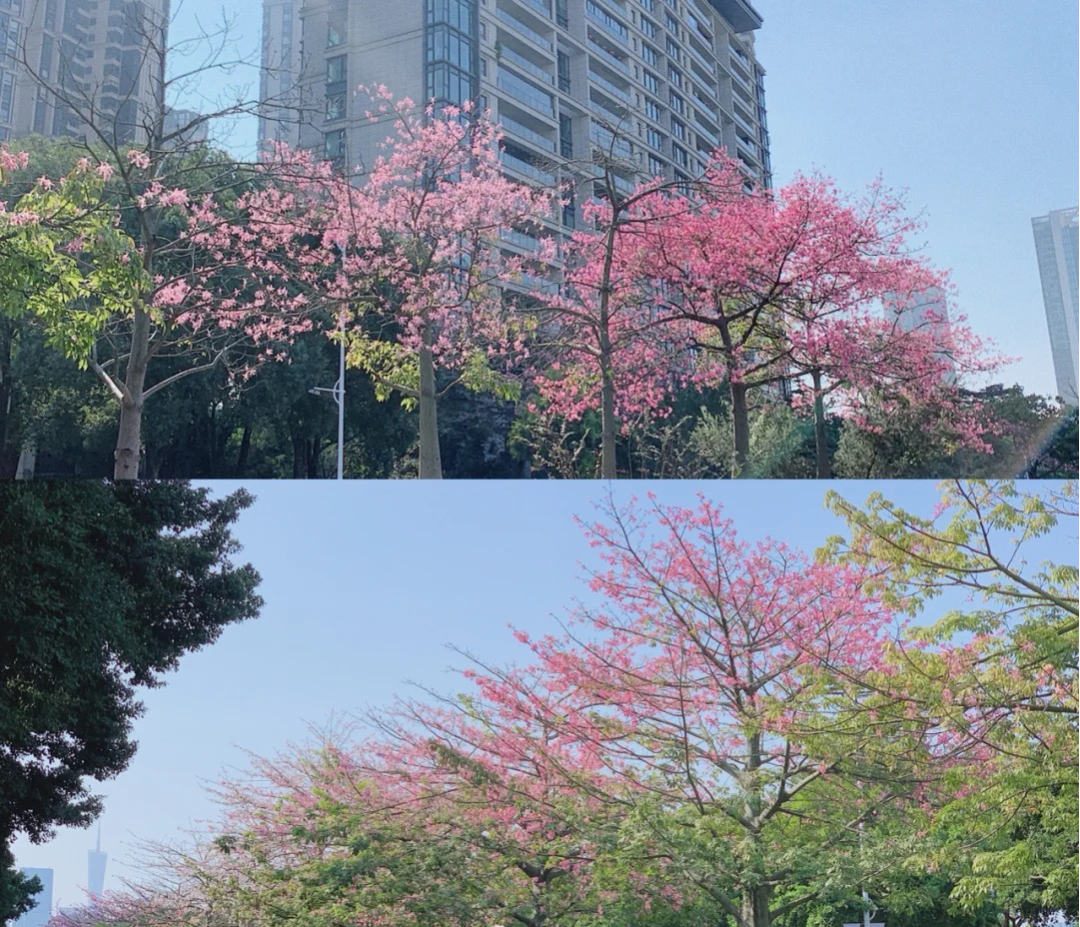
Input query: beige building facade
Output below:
<box><xmin>259</xmin><ymin>0</ymin><xmax>771</xmax><ymax>231</ymax></box>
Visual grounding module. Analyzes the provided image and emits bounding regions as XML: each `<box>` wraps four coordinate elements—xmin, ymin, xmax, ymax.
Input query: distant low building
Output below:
<box><xmin>13</xmin><ymin>868</ymin><xmax>53</xmax><ymax>927</ymax></box>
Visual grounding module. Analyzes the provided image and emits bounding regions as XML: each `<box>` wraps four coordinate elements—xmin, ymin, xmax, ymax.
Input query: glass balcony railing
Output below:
<box><xmin>590</xmin><ymin>124</ymin><xmax>632</xmax><ymax>159</ymax></box>
<box><xmin>497</xmin><ymin>71</ymin><xmax>555</xmax><ymax>115</ymax></box>
<box><xmin>500</xmin><ymin>228</ymin><xmax>541</xmax><ymax>251</ymax></box>
<box><xmin>588</xmin><ymin>69</ymin><xmax>631</xmax><ymax>103</ymax></box>
<box><xmin>498</xmin><ymin>114</ymin><xmax>557</xmax><ymax>151</ymax></box>
<box><xmin>512</xmin><ymin>0</ymin><xmax>551</xmax><ymax>18</ymax></box>
<box><xmin>587</xmin><ymin>39</ymin><xmax>629</xmax><ymax>73</ymax></box>
<box><xmin>500</xmin><ymin>151</ymin><xmax>556</xmax><ymax>184</ymax></box>
<box><xmin>496</xmin><ymin>9</ymin><xmax>553</xmax><ymax>50</ymax></box>
<box><xmin>499</xmin><ymin>45</ymin><xmax>555</xmax><ymax>84</ymax></box>
<box><xmin>584</xmin><ymin>1</ymin><xmax>628</xmax><ymax>43</ymax></box>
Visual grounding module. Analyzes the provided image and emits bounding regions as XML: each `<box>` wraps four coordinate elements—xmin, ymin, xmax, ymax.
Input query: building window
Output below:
<box><xmin>426</xmin><ymin>0</ymin><xmax>477</xmax><ymax>107</ymax></box>
<box><xmin>327</xmin><ymin>23</ymin><xmax>344</xmax><ymax>47</ymax></box>
<box><xmin>326</xmin><ymin>92</ymin><xmax>346</xmax><ymax>121</ymax></box>
<box><xmin>324</xmin><ymin>128</ymin><xmax>346</xmax><ymax>161</ymax></box>
<box><xmin>559</xmin><ymin>112</ymin><xmax>573</xmax><ymax>157</ymax></box>
<box><xmin>326</xmin><ymin>55</ymin><xmax>346</xmax><ymax>88</ymax></box>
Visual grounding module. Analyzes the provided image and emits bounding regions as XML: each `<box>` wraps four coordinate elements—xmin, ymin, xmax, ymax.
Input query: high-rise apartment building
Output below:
<box><xmin>258</xmin><ymin>0</ymin><xmax>304</xmax><ymax>149</ymax></box>
<box><xmin>0</xmin><ymin>0</ymin><xmax>168</xmax><ymax>144</ymax></box>
<box><xmin>12</xmin><ymin>868</ymin><xmax>53</xmax><ymax>927</ymax></box>
<box><xmin>259</xmin><ymin>0</ymin><xmax>771</xmax><ymax>228</ymax></box>
<box><xmin>1031</xmin><ymin>206</ymin><xmax>1079</xmax><ymax>406</ymax></box>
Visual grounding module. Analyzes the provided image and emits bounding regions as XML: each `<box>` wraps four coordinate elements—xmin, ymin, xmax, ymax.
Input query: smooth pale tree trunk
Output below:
<box><xmin>113</xmin><ymin>305</ymin><xmax>151</xmax><ymax>481</ymax></box>
<box><xmin>811</xmin><ymin>368</ymin><xmax>831</xmax><ymax>479</ymax></box>
<box><xmin>417</xmin><ymin>324</ymin><xmax>442</xmax><ymax>480</ymax></box>
<box><xmin>729</xmin><ymin>381</ymin><xmax>751</xmax><ymax>478</ymax></box>
<box><xmin>740</xmin><ymin>887</ymin><xmax>773</xmax><ymax>927</ymax></box>
<box><xmin>114</xmin><ymin>393</ymin><xmax>145</xmax><ymax>479</ymax></box>
<box><xmin>15</xmin><ymin>444</ymin><xmax>36</xmax><ymax>480</ymax></box>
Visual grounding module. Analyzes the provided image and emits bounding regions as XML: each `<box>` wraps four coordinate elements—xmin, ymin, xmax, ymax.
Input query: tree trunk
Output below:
<box><xmin>730</xmin><ymin>381</ymin><xmax>751</xmax><ymax>478</ymax></box>
<box><xmin>113</xmin><ymin>306</ymin><xmax>151</xmax><ymax>481</ymax></box>
<box><xmin>811</xmin><ymin>368</ymin><xmax>830</xmax><ymax>479</ymax></box>
<box><xmin>740</xmin><ymin>885</ymin><xmax>772</xmax><ymax>927</ymax></box>
<box><xmin>598</xmin><ymin>220</ymin><xmax>619</xmax><ymax>480</ymax></box>
<box><xmin>599</xmin><ymin>347</ymin><xmax>617</xmax><ymax>479</ymax></box>
<box><xmin>417</xmin><ymin>326</ymin><xmax>442</xmax><ymax>480</ymax></box>
<box><xmin>114</xmin><ymin>395</ymin><xmax>145</xmax><ymax>479</ymax></box>
<box><xmin>292</xmin><ymin>435</ymin><xmax>305</xmax><ymax>478</ymax></box>
<box><xmin>0</xmin><ymin>320</ymin><xmax>19</xmax><ymax>478</ymax></box>
<box><xmin>235</xmin><ymin>424</ymin><xmax>252</xmax><ymax>476</ymax></box>
<box><xmin>15</xmin><ymin>444</ymin><xmax>36</xmax><ymax>480</ymax></box>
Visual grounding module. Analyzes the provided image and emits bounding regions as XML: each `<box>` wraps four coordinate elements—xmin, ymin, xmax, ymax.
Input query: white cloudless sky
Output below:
<box><xmin>163</xmin><ymin>0</ymin><xmax>1080</xmax><ymax>399</ymax></box>
<box><xmin>12</xmin><ymin>480</ymin><xmax>1075</xmax><ymax>911</ymax></box>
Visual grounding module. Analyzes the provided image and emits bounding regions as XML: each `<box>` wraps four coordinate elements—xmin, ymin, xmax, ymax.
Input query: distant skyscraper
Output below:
<box><xmin>13</xmin><ymin>868</ymin><xmax>53</xmax><ymax>927</ymax></box>
<box><xmin>87</xmin><ymin>826</ymin><xmax>108</xmax><ymax>898</ymax></box>
<box><xmin>1031</xmin><ymin>207</ymin><xmax>1079</xmax><ymax>405</ymax></box>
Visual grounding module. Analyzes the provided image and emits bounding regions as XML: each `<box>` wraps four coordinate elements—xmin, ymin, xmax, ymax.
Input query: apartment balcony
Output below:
<box><xmin>497</xmin><ymin>69</ymin><xmax>555</xmax><ymax>116</ymax></box>
<box><xmin>693</xmin><ymin>115</ymin><xmax>719</xmax><ymax>147</ymax></box>
<box><xmin>510</xmin><ymin>0</ymin><xmax>551</xmax><ymax>18</ymax></box>
<box><xmin>495</xmin><ymin>8</ymin><xmax>554</xmax><ymax>51</ymax></box>
<box><xmin>584</xmin><ymin>1</ymin><xmax>628</xmax><ymax>45</ymax></box>
<box><xmin>589</xmin><ymin>99</ymin><xmax>629</xmax><ymax>127</ymax></box>
<box><xmin>499</xmin><ymin>44</ymin><xmax>555</xmax><ymax>85</ymax></box>
<box><xmin>500</xmin><ymin>228</ymin><xmax>542</xmax><ymax>252</ymax></box>
<box><xmin>498</xmin><ymin>111</ymin><xmax>557</xmax><ymax>152</ymax></box>
<box><xmin>730</xmin><ymin>60</ymin><xmax>753</xmax><ymax>93</ymax></box>
<box><xmin>507</xmin><ymin>269</ymin><xmax>560</xmax><ymax>295</ymax></box>
<box><xmin>587</xmin><ymin>36</ymin><xmax>629</xmax><ymax>73</ymax></box>
<box><xmin>588</xmin><ymin>69</ymin><xmax>631</xmax><ymax>104</ymax></box>
<box><xmin>590</xmin><ymin>124</ymin><xmax>633</xmax><ymax>159</ymax></box>
<box><xmin>500</xmin><ymin>150</ymin><xmax>556</xmax><ymax>184</ymax></box>
<box><xmin>735</xmin><ymin>132</ymin><xmax>756</xmax><ymax>156</ymax></box>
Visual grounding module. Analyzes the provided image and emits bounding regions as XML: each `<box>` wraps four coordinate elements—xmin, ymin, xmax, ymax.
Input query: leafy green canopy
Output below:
<box><xmin>0</xmin><ymin>482</ymin><xmax>262</xmax><ymax>921</ymax></box>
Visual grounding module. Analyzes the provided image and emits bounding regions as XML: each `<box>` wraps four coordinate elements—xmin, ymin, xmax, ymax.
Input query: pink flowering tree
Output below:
<box><xmin>456</xmin><ymin>493</ymin><xmax>975</xmax><ymax>927</ymax></box>
<box><xmin>310</xmin><ymin>91</ymin><xmax>555</xmax><ymax>479</ymax></box>
<box><xmin>208</xmin><ymin>90</ymin><xmax>556</xmax><ymax>479</ymax></box>
<box><xmin>788</xmin><ymin>303</ymin><xmax>1008</xmax><ymax>477</ymax></box>
<box><xmin>528</xmin><ymin>164</ymin><xmax>744</xmax><ymax>480</ymax></box>
<box><xmin>2</xmin><ymin>141</ymin><xmax>324</xmax><ymax>479</ymax></box>
<box><xmin>52</xmin><ymin>718</ymin><xmax>623</xmax><ymax>927</ymax></box>
<box><xmin>634</xmin><ymin>169</ymin><xmax>996</xmax><ymax>479</ymax></box>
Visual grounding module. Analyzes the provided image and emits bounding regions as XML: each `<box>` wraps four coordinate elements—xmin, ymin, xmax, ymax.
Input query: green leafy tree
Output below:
<box><xmin>0</xmin><ymin>482</ymin><xmax>263</xmax><ymax>921</ymax></box>
<box><xmin>824</xmin><ymin>480</ymin><xmax>1078</xmax><ymax>923</ymax></box>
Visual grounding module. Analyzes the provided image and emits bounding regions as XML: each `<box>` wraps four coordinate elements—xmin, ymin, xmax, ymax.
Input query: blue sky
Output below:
<box><xmin>164</xmin><ymin>0</ymin><xmax>1079</xmax><ymax>400</ymax></box>
<box><xmin>12</xmin><ymin>480</ymin><xmax>1074</xmax><ymax>910</ymax></box>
